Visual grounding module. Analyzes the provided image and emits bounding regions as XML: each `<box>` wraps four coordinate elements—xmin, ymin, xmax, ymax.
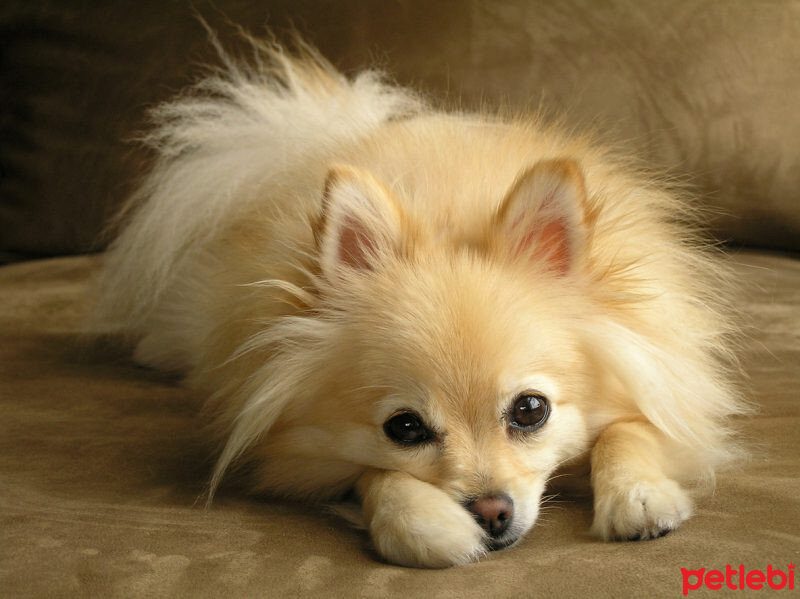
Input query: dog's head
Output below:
<box><xmin>307</xmin><ymin>158</ymin><xmax>600</xmax><ymax>549</ymax></box>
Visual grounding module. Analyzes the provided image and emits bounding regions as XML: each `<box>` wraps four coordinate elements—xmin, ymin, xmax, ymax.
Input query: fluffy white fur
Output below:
<box><xmin>93</xmin><ymin>37</ymin><xmax>746</xmax><ymax>568</ymax></box>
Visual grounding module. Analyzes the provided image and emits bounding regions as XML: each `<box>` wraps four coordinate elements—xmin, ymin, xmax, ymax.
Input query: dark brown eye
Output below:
<box><xmin>384</xmin><ymin>411</ymin><xmax>432</xmax><ymax>445</ymax></box>
<box><xmin>509</xmin><ymin>393</ymin><xmax>550</xmax><ymax>432</ymax></box>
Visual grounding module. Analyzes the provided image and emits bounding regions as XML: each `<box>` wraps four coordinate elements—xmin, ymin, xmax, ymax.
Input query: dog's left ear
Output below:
<box><xmin>315</xmin><ymin>165</ymin><xmax>402</xmax><ymax>279</ymax></box>
<box><xmin>495</xmin><ymin>158</ymin><xmax>588</xmax><ymax>275</ymax></box>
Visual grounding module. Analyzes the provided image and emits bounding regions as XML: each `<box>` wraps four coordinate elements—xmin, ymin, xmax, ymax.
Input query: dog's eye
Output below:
<box><xmin>384</xmin><ymin>411</ymin><xmax>432</xmax><ymax>446</ymax></box>
<box><xmin>509</xmin><ymin>392</ymin><xmax>550</xmax><ymax>432</ymax></box>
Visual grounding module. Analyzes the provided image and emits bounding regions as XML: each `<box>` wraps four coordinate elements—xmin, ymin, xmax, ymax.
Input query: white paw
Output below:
<box><xmin>591</xmin><ymin>478</ymin><xmax>693</xmax><ymax>541</ymax></box>
<box><xmin>368</xmin><ymin>483</ymin><xmax>487</xmax><ymax>568</ymax></box>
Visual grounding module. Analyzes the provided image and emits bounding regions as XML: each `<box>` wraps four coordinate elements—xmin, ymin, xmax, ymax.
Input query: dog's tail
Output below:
<box><xmin>91</xmin><ymin>33</ymin><xmax>422</xmax><ymax>336</ymax></box>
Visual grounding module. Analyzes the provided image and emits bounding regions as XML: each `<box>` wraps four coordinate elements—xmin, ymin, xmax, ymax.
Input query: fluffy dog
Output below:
<box><xmin>94</xmin><ymin>38</ymin><xmax>745</xmax><ymax>568</ymax></box>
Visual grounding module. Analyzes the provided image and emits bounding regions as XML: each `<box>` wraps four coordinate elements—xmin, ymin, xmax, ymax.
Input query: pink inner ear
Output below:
<box><xmin>539</xmin><ymin>220</ymin><xmax>571</xmax><ymax>275</ymax></box>
<box><xmin>516</xmin><ymin>219</ymin><xmax>572</xmax><ymax>276</ymax></box>
<box><xmin>338</xmin><ymin>216</ymin><xmax>376</xmax><ymax>270</ymax></box>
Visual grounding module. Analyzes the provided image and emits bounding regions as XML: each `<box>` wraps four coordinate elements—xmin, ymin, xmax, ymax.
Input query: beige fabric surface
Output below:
<box><xmin>0</xmin><ymin>251</ymin><xmax>798</xmax><ymax>598</ymax></box>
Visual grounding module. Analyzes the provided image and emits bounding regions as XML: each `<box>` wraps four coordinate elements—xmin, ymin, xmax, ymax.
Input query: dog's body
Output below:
<box><xmin>95</xmin><ymin>42</ymin><xmax>745</xmax><ymax>567</ymax></box>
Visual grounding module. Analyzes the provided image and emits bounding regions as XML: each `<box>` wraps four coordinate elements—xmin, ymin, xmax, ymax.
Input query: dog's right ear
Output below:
<box><xmin>315</xmin><ymin>165</ymin><xmax>402</xmax><ymax>278</ymax></box>
<box><xmin>495</xmin><ymin>159</ymin><xmax>588</xmax><ymax>276</ymax></box>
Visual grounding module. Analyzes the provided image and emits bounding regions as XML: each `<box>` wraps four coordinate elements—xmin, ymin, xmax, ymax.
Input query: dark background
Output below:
<box><xmin>2</xmin><ymin>0</ymin><xmax>799</xmax><ymax>262</ymax></box>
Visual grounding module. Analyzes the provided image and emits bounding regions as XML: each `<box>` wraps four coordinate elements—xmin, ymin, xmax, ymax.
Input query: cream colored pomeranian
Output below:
<box><xmin>94</xmin><ymin>39</ymin><xmax>746</xmax><ymax>568</ymax></box>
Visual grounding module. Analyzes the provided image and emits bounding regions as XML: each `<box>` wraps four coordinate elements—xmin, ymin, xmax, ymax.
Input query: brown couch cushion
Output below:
<box><xmin>1</xmin><ymin>1</ymin><xmax>799</xmax><ymax>258</ymax></box>
<box><xmin>0</xmin><ymin>251</ymin><xmax>798</xmax><ymax>595</ymax></box>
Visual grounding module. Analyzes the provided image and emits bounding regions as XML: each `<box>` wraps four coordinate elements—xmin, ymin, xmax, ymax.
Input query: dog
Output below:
<box><xmin>94</xmin><ymin>37</ymin><xmax>746</xmax><ymax>568</ymax></box>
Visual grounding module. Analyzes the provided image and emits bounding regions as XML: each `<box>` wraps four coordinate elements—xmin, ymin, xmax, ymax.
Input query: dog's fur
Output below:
<box><xmin>94</xmin><ymin>39</ymin><xmax>746</xmax><ymax>568</ymax></box>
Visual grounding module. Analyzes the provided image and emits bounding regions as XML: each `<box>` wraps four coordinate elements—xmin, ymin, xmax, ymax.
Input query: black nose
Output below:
<box><xmin>466</xmin><ymin>494</ymin><xmax>513</xmax><ymax>537</ymax></box>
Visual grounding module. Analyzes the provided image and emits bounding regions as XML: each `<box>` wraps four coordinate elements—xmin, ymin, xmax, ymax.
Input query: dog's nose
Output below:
<box><xmin>466</xmin><ymin>494</ymin><xmax>513</xmax><ymax>537</ymax></box>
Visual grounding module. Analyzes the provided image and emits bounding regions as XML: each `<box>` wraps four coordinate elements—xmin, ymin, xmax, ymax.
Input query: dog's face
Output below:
<box><xmin>311</xmin><ymin>159</ymin><xmax>596</xmax><ymax>548</ymax></box>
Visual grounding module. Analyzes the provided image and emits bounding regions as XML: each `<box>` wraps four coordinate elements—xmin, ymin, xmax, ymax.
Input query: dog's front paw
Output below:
<box><xmin>361</xmin><ymin>472</ymin><xmax>486</xmax><ymax>568</ymax></box>
<box><xmin>591</xmin><ymin>478</ymin><xmax>693</xmax><ymax>541</ymax></box>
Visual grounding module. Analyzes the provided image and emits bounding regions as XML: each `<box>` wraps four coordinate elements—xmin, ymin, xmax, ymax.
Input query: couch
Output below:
<box><xmin>2</xmin><ymin>2</ymin><xmax>798</xmax><ymax>597</ymax></box>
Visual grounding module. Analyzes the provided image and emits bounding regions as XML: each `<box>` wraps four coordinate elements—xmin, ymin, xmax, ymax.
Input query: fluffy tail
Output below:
<box><xmin>92</xmin><ymin>34</ymin><xmax>422</xmax><ymax>335</ymax></box>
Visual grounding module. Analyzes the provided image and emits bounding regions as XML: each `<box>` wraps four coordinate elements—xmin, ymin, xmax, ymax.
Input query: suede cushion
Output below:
<box><xmin>1</xmin><ymin>0</ymin><xmax>799</xmax><ymax>257</ymax></box>
<box><xmin>0</xmin><ymin>251</ymin><xmax>798</xmax><ymax>596</ymax></box>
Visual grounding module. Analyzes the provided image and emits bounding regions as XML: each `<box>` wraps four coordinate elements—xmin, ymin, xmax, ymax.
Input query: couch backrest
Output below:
<box><xmin>2</xmin><ymin>0</ymin><xmax>798</xmax><ymax>259</ymax></box>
